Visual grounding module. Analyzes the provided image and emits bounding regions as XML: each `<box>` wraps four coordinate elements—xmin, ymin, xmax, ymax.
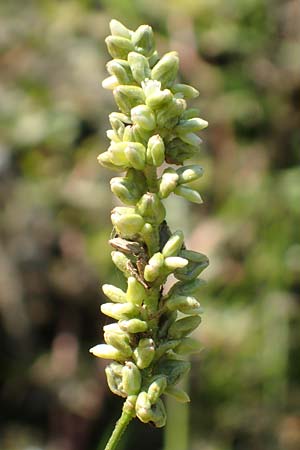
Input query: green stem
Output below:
<box><xmin>104</xmin><ymin>406</ymin><xmax>133</xmax><ymax>450</ymax></box>
<box><xmin>164</xmin><ymin>377</ymin><xmax>189</xmax><ymax>450</ymax></box>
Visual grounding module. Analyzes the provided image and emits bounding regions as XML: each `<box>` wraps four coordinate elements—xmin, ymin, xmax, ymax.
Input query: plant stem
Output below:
<box><xmin>104</xmin><ymin>406</ymin><xmax>133</xmax><ymax>450</ymax></box>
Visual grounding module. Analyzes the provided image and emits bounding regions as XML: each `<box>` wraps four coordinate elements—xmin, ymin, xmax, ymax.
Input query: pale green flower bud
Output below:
<box><xmin>111</xmin><ymin>208</ymin><xmax>145</xmax><ymax>237</ymax></box>
<box><xmin>181</xmin><ymin>108</ymin><xmax>201</xmax><ymax>120</ymax></box>
<box><xmin>97</xmin><ymin>151</ymin><xmax>126</xmax><ymax>172</ymax></box>
<box><xmin>174</xmin><ymin>185</ymin><xmax>203</xmax><ymax>204</ymax></box>
<box><xmin>156</xmin><ymin>359</ymin><xmax>191</xmax><ymax>385</ymax></box>
<box><xmin>111</xmin><ymin>251</ymin><xmax>132</xmax><ymax>276</ymax></box>
<box><xmin>147</xmin><ymin>376</ymin><xmax>168</xmax><ymax>403</ymax></box>
<box><xmin>122</xmin><ymin>362</ymin><xmax>142</xmax><ymax>395</ymax></box>
<box><xmin>162</xmin><ymin>230</ymin><xmax>184</xmax><ymax>257</ymax></box>
<box><xmin>165</xmin><ymin>385</ymin><xmax>190</xmax><ymax>403</ymax></box>
<box><xmin>179</xmin><ymin>132</ymin><xmax>203</xmax><ymax>146</ymax></box>
<box><xmin>110</xmin><ymin>177</ymin><xmax>140</xmax><ymax>205</ymax></box>
<box><xmin>104</xmin><ymin>328</ymin><xmax>132</xmax><ymax>358</ymax></box>
<box><xmin>168</xmin><ymin>315</ymin><xmax>202</xmax><ymax>339</ymax></box>
<box><xmin>110</xmin><ymin>111</ymin><xmax>132</xmax><ymax>124</ymax></box>
<box><xmin>132</xmin><ymin>25</ymin><xmax>155</xmax><ymax>57</ymax></box>
<box><xmin>102</xmin><ymin>75</ymin><xmax>119</xmax><ymax>90</ymax></box>
<box><xmin>165</xmin><ymin>138</ymin><xmax>199</xmax><ymax>165</ymax></box>
<box><xmin>151</xmin><ymin>51</ymin><xmax>179</xmax><ymax>88</ymax></box>
<box><xmin>165</xmin><ymin>295</ymin><xmax>202</xmax><ymax>315</ymax></box>
<box><xmin>105</xmin><ymin>362</ymin><xmax>127</xmax><ymax>397</ymax></box>
<box><xmin>176</xmin><ymin>165</ymin><xmax>204</xmax><ymax>184</ymax></box>
<box><xmin>175</xmin><ymin>117</ymin><xmax>208</xmax><ymax>134</ymax></box>
<box><xmin>131</xmin><ymin>124</ymin><xmax>150</xmax><ymax>145</ymax></box>
<box><xmin>128</xmin><ymin>51</ymin><xmax>151</xmax><ymax>84</ymax></box>
<box><xmin>148</xmin><ymin>50</ymin><xmax>159</xmax><ymax>67</ymax></box>
<box><xmin>164</xmin><ymin>256</ymin><xmax>188</xmax><ymax>271</ymax></box>
<box><xmin>175</xmin><ymin>337</ymin><xmax>202</xmax><ymax>355</ymax></box>
<box><xmin>113</xmin><ymin>85</ymin><xmax>145</xmax><ymax>114</ymax></box>
<box><xmin>171</xmin><ymin>83</ymin><xmax>199</xmax><ymax>99</ymax></box>
<box><xmin>119</xmin><ymin>318</ymin><xmax>148</xmax><ymax>333</ymax></box>
<box><xmin>144</xmin><ymin>252</ymin><xmax>165</xmax><ymax>282</ymax></box>
<box><xmin>107</xmin><ymin>142</ymin><xmax>128</xmax><ymax>166</ymax></box>
<box><xmin>101</xmin><ymin>302</ymin><xmax>139</xmax><ymax>320</ymax></box>
<box><xmin>102</xmin><ymin>283</ymin><xmax>127</xmax><ymax>303</ymax></box>
<box><xmin>124</xmin><ymin>142</ymin><xmax>146</xmax><ymax>170</ymax></box>
<box><xmin>156</xmin><ymin>98</ymin><xmax>186</xmax><ymax>129</ymax></box>
<box><xmin>146</xmin><ymin>134</ymin><xmax>165</xmax><ymax>166</ymax></box>
<box><xmin>107</xmin><ymin>129</ymin><xmax>121</xmax><ymax>143</ymax></box>
<box><xmin>89</xmin><ymin>344</ymin><xmax>127</xmax><ymax>361</ymax></box>
<box><xmin>146</xmin><ymin>89</ymin><xmax>173</xmax><ymax>109</ymax></box>
<box><xmin>105</xmin><ymin>35</ymin><xmax>135</xmax><ymax>59</ymax></box>
<box><xmin>133</xmin><ymin>338</ymin><xmax>155</xmax><ymax>369</ymax></box>
<box><xmin>110</xmin><ymin>20</ymin><xmax>132</xmax><ymax>39</ymax></box>
<box><xmin>148</xmin><ymin>398</ymin><xmax>167</xmax><ymax>428</ymax></box>
<box><xmin>158</xmin><ymin>168</ymin><xmax>179</xmax><ymax>198</ymax></box>
<box><xmin>131</xmin><ymin>105</ymin><xmax>156</xmax><ymax>131</ymax></box>
<box><xmin>136</xmin><ymin>193</ymin><xmax>166</xmax><ymax>225</ymax></box>
<box><xmin>175</xmin><ymin>250</ymin><xmax>209</xmax><ymax>280</ymax></box>
<box><xmin>107</xmin><ymin>59</ymin><xmax>133</xmax><ymax>85</ymax></box>
<box><xmin>126</xmin><ymin>276</ymin><xmax>146</xmax><ymax>306</ymax></box>
<box><xmin>135</xmin><ymin>391</ymin><xmax>152</xmax><ymax>423</ymax></box>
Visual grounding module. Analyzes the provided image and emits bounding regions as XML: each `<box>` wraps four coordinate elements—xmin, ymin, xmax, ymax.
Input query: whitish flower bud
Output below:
<box><xmin>97</xmin><ymin>151</ymin><xmax>126</xmax><ymax>172</ymax></box>
<box><xmin>176</xmin><ymin>165</ymin><xmax>204</xmax><ymax>184</ymax></box>
<box><xmin>147</xmin><ymin>376</ymin><xmax>167</xmax><ymax>403</ymax></box>
<box><xmin>104</xmin><ymin>328</ymin><xmax>132</xmax><ymax>358</ymax></box>
<box><xmin>175</xmin><ymin>250</ymin><xmax>209</xmax><ymax>280</ymax></box>
<box><xmin>111</xmin><ymin>251</ymin><xmax>132</xmax><ymax>276</ymax></box>
<box><xmin>102</xmin><ymin>284</ymin><xmax>127</xmax><ymax>303</ymax></box>
<box><xmin>171</xmin><ymin>83</ymin><xmax>199</xmax><ymax>99</ymax></box>
<box><xmin>109</xmin><ymin>115</ymin><xmax>126</xmax><ymax>137</ymax></box>
<box><xmin>151</xmin><ymin>51</ymin><xmax>179</xmax><ymax>88</ymax></box>
<box><xmin>113</xmin><ymin>85</ymin><xmax>145</xmax><ymax>114</ymax></box>
<box><xmin>110</xmin><ymin>177</ymin><xmax>139</xmax><ymax>205</ymax></box>
<box><xmin>156</xmin><ymin>359</ymin><xmax>191</xmax><ymax>385</ymax></box>
<box><xmin>132</xmin><ymin>25</ymin><xmax>155</xmax><ymax>56</ymax></box>
<box><xmin>135</xmin><ymin>391</ymin><xmax>152</xmax><ymax>423</ymax></box>
<box><xmin>107</xmin><ymin>129</ymin><xmax>121</xmax><ymax>142</ymax></box>
<box><xmin>164</xmin><ymin>256</ymin><xmax>188</xmax><ymax>271</ymax></box>
<box><xmin>136</xmin><ymin>193</ymin><xmax>166</xmax><ymax>225</ymax></box>
<box><xmin>105</xmin><ymin>362</ymin><xmax>126</xmax><ymax>397</ymax></box>
<box><xmin>165</xmin><ymin>385</ymin><xmax>190</xmax><ymax>403</ymax></box>
<box><xmin>89</xmin><ymin>344</ymin><xmax>127</xmax><ymax>361</ymax></box>
<box><xmin>133</xmin><ymin>338</ymin><xmax>155</xmax><ymax>369</ymax></box>
<box><xmin>179</xmin><ymin>132</ymin><xmax>203</xmax><ymax>146</ymax></box>
<box><xmin>158</xmin><ymin>168</ymin><xmax>179</xmax><ymax>198</ymax></box>
<box><xmin>122</xmin><ymin>362</ymin><xmax>142</xmax><ymax>395</ymax></box>
<box><xmin>111</xmin><ymin>208</ymin><xmax>145</xmax><ymax>237</ymax></box>
<box><xmin>107</xmin><ymin>59</ymin><xmax>133</xmax><ymax>85</ymax></box>
<box><xmin>107</xmin><ymin>142</ymin><xmax>128</xmax><ymax>166</ymax></box>
<box><xmin>175</xmin><ymin>117</ymin><xmax>208</xmax><ymax>134</ymax></box>
<box><xmin>146</xmin><ymin>89</ymin><xmax>173</xmax><ymax>109</ymax></box>
<box><xmin>162</xmin><ymin>230</ymin><xmax>184</xmax><ymax>257</ymax></box>
<box><xmin>174</xmin><ymin>185</ymin><xmax>203</xmax><ymax>204</ymax></box>
<box><xmin>126</xmin><ymin>276</ymin><xmax>146</xmax><ymax>306</ymax></box>
<box><xmin>128</xmin><ymin>51</ymin><xmax>151</xmax><ymax>83</ymax></box>
<box><xmin>168</xmin><ymin>315</ymin><xmax>202</xmax><ymax>339</ymax></box>
<box><xmin>131</xmin><ymin>105</ymin><xmax>156</xmax><ymax>131</ymax></box>
<box><xmin>124</xmin><ymin>142</ymin><xmax>146</xmax><ymax>170</ymax></box>
<box><xmin>101</xmin><ymin>302</ymin><xmax>139</xmax><ymax>320</ymax></box>
<box><xmin>146</xmin><ymin>134</ymin><xmax>165</xmax><ymax>166</ymax></box>
<box><xmin>105</xmin><ymin>35</ymin><xmax>135</xmax><ymax>59</ymax></box>
<box><xmin>119</xmin><ymin>318</ymin><xmax>148</xmax><ymax>333</ymax></box>
<box><xmin>144</xmin><ymin>252</ymin><xmax>165</xmax><ymax>282</ymax></box>
<box><xmin>102</xmin><ymin>75</ymin><xmax>119</xmax><ymax>90</ymax></box>
<box><xmin>156</xmin><ymin>98</ymin><xmax>186</xmax><ymax>129</ymax></box>
<box><xmin>165</xmin><ymin>295</ymin><xmax>202</xmax><ymax>315</ymax></box>
<box><xmin>175</xmin><ymin>337</ymin><xmax>202</xmax><ymax>355</ymax></box>
<box><xmin>109</xmin><ymin>20</ymin><xmax>132</xmax><ymax>39</ymax></box>
<box><xmin>110</xmin><ymin>111</ymin><xmax>132</xmax><ymax>124</ymax></box>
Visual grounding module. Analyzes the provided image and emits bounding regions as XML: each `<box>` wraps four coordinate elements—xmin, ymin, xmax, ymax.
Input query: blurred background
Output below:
<box><xmin>0</xmin><ymin>1</ymin><xmax>299</xmax><ymax>449</ymax></box>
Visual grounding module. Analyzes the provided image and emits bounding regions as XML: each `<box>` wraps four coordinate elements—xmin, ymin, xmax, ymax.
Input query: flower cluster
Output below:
<box><xmin>90</xmin><ymin>19</ymin><xmax>209</xmax><ymax>429</ymax></box>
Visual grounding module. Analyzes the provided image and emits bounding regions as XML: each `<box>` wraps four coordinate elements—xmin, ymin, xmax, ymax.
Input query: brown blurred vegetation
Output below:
<box><xmin>0</xmin><ymin>1</ymin><xmax>299</xmax><ymax>449</ymax></box>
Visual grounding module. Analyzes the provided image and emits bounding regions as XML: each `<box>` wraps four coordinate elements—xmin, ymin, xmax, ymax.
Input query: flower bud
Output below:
<box><xmin>119</xmin><ymin>318</ymin><xmax>148</xmax><ymax>333</ymax></box>
<box><xmin>165</xmin><ymin>295</ymin><xmax>202</xmax><ymax>315</ymax></box>
<box><xmin>174</xmin><ymin>185</ymin><xmax>203</xmax><ymax>204</ymax></box>
<box><xmin>89</xmin><ymin>344</ymin><xmax>127</xmax><ymax>361</ymax></box>
<box><xmin>105</xmin><ymin>35</ymin><xmax>134</xmax><ymax>59</ymax></box>
<box><xmin>113</xmin><ymin>85</ymin><xmax>145</xmax><ymax>114</ymax></box>
<box><xmin>175</xmin><ymin>337</ymin><xmax>202</xmax><ymax>355</ymax></box>
<box><xmin>133</xmin><ymin>338</ymin><xmax>155</xmax><ymax>369</ymax></box>
<box><xmin>102</xmin><ymin>75</ymin><xmax>119</xmax><ymax>90</ymax></box>
<box><xmin>128</xmin><ymin>51</ymin><xmax>151</xmax><ymax>84</ymax></box>
<box><xmin>104</xmin><ymin>328</ymin><xmax>132</xmax><ymax>358</ymax></box>
<box><xmin>179</xmin><ymin>132</ymin><xmax>203</xmax><ymax>146</ymax></box>
<box><xmin>171</xmin><ymin>83</ymin><xmax>199</xmax><ymax>99</ymax></box>
<box><xmin>101</xmin><ymin>302</ymin><xmax>139</xmax><ymax>320</ymax></box>
<box><xmin>105</xmin><ymin>362</ymin><xmax>126</xmax><ymax>397</ymax></box>
<box><xmin>146</xmin><ymin>134</ymin><xmax>165</xmax><ymax>166</ymax></box>
<box><xmin>107</xmin><ymin>129</ymin><xmax>121</xmax><ymax>142</ymax></box>
<box><xmin>168</xmin><ymin>315</ymin><xmax>202</xmax><ymax>339</ymax></box>
<box><xmin>122</xmin><ymin>362</ymin><xmax>142</xmax><ymax>395</ymax></box>
<box><xmin>175</xmin><ymin>117</ymin><xmax>208</xmax><ymax>134</ymax></box>
<box><xmin>135</xmin><ymin>391</ymin><xmax>152</xmax><ymax>423</ymax></box>
<box><xmin>109</xmin><ymin>115</ymin><xmax>125</xmax><ymax>137</ymax></box>
<box><xmin>144</xmin><ymin>252</ymin><xmax>165</xmax><ymax>282</ymax></box>
<box><xmin>156</xmin><ymin>359</ymin><xmax>191</xmax><ymax>385</ymax></box>
<box><xmin>148</xmin><ymin>398</ymin><xmax>167</xmax><ymax>428</ymax></box>
<box><xmin>181</xmin><ymin>108</ymin><xmax>200</xmax><ymax>120</ymax></box>
<box><xmin>136</xmin><ymin>193</ymin><xmax>166</xmax><ymax>225</ymax></box>
<box><xmin>147</xmin><ymin>376</ymin><xmax>167</xmax><ymax>403</ymax></box>
<box><xmin>176</xmin><ymin>165</ymin><xmax>204</xmax><ymax>184</ymax></box>
<box><xmin>107</xmin><ymin>142</ymin><xmax>128</xmax><ymax>166</ymax></box>
<box><xmin>111</xmin><ymin>208</ymin><xmax>145</xmax><ymax>237</ymax></box>
<box><xmin>102</xmin><ymin>284</ymin><xmax>127</xmax><ymax>303</ymax></box>
<box><xmin>124</xmin><ymin>142</ymin><xmax>146</xmax><ymax>170</ymax></box>
<box><xmin>164</xmin><ymin>256</ymin><xmax>188</xmax><ymax>271</ymax></box>
<box><xmin>175</xmin><ymin>250</ymin><xmax>209</xmax><ymax>280</ymax></box>
<box><xmin>165</xmin><ymin>138</ymin><xmax>199</xmax><ymax>165</ymax></box>
<box><xmin>126</xmin><ymin>276</ymin><xmax>146</xmax><ymax>306</ymax></box>
<box><xmin>97</xmin><ymin>151</ymin><xmax>126</xmax><ymax>172</ymax></box>
<box><xmin>156</xmin><ymin>98</ymin><xmax>186</xmax><ymax>129</ymax></box>
<box><xmin>162</xmin><ymin>230</ymin><xmax>184</xmax><ymax>257</ymax></box>
<box><xmin>151</xmin><ymin>51</ymin><xmax>179</xmax><ymax>88</ymax></box>
<box><xmin>111</xmin><ymin>251</ymin><xmax>132</xmax><ymax>276</ymax></box>
<box><xmin>107</xmin><ymin>59</ymin><xmax>133</xmax><ymax>85</ymax></box>
<box><xmin>165</xmin><ymin>385</ymin><xmax>190</xmax><ymax>403</ymax></box>
<box><xmin>110</xmin><ymin>177</ymin><xmax>140</xmax><ymax>205</ymax></box>
<box><xmin>131</xmin><ymin>105</ymin><xmax>156</xmax><ymax>131</ymax></box>
<box><xmin>132</xmin><ymin>25</ymin><xmax>155</xmax><ymax>57</ymax></box>
<box><xmin>109</xmin><ymin>20</ymin><xmax>132</xmax><ymax>39</ymax></box>
<box><xmin>158</xmin><ymin>168</ymin><xmax>179</xmax><ymax>198</ymax></box>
